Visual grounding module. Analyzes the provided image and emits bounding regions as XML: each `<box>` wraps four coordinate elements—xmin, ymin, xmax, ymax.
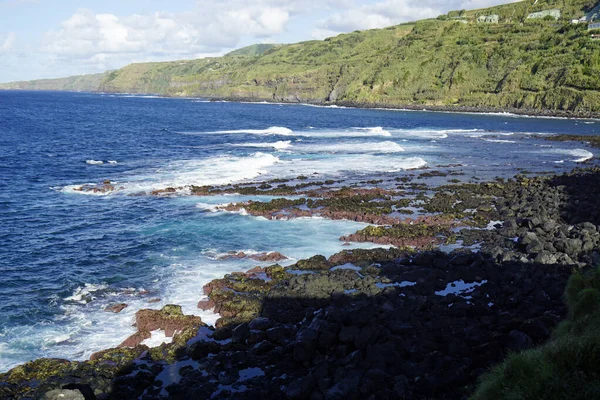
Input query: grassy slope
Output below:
<box><xmin>0</xmin><ymin>72</ymin><xmax>109</xmax><ymax>92</ymax></box>
<box><xmin>225</xmin><ymin>43</ymin><xmax>282</xmax><ymax>57</ymax></box>
<box><xmin>2</xmin><ymin>0</ymin><xmax>600</xmax><ymax>113</ymax></box>
<box><xmin>472</xmin><ymin>268</ymin><xmax>600</xmax><ymax>399</ymax></box>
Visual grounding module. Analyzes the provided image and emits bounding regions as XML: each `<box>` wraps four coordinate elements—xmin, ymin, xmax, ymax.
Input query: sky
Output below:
<box><xmin>0</xmin><ymin>0</ymin><xmax>521</xmax><ymax>82</ymax></box>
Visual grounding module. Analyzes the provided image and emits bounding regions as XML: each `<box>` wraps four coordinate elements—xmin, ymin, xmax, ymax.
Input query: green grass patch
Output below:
<box><xmin>472</xmin><ymin>268</ymin><xmax>600</xmax><ymax>399</ymax></box>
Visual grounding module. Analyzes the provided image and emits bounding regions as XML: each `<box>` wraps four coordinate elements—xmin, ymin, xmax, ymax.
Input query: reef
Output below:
<box><xmin>4</xmin><ymin>167</ymin><xmax>600</xmax><ymax>399</ymax></box>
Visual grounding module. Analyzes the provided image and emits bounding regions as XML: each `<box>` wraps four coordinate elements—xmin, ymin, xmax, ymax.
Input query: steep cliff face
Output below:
<box><xmin>3</xmin><ymin>0</ymin><xmax>600</xmax><ymax>113</ymax></box>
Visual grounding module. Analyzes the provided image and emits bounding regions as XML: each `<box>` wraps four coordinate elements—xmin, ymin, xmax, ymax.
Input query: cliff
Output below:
<box><xmin>2</xmin><ymin>0</ymin><xmax>600</xmax><ymax>114</ymax></box>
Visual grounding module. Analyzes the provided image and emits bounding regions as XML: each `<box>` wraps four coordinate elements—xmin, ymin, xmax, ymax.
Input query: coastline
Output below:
<box><xmin>194</xmin><ymin>95</ymin><xmax>600</xmax><ymax>120</ymax></box>
<box><xmin>4</xmin><ymin>165</ymin><xmax>600</xmax><ymax>399</ymax></box>
<box><xmin>3</xmin><ymin>88</ymin><xmax>600</xmax><ymax>120</ymax></box>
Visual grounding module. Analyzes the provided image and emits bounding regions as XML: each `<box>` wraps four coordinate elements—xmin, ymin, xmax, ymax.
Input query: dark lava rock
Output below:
<box><xmin>232</xmin><ymin>322</ymin><xmax>251</xmax><ymax>344</ymax></box>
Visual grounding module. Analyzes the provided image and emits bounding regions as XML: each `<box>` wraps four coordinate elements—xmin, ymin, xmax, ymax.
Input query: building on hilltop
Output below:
<box><xmin>527</xmin><ymin>9</ymin><xmax>561</xmax><ymax>20</ymax></box>
<box><xmin>477</xmin><ymin>14</ymin><xmax>499</xmax><ymax>23</ymax></box>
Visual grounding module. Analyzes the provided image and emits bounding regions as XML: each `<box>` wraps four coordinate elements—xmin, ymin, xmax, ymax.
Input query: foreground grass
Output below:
<box><xmin>472</xmin><ymin>268</ymin><xmax>600</xmax><ymax>399</ymax></box>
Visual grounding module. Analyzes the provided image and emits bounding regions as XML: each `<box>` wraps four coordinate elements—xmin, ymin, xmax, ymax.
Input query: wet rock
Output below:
<box><xmin>534</xmin><ymin>251</ymin><xmax>557</xmax><ymax>265</ymax></box>
<box><xmin>249</xmin><ymin>317</ymin><xmax>271</xmax><ymax>331</ymax></box>
<box><xmin>104</xmin><ymin>303</ymin><xmax>127</xmax><ymax>313</ymax></box>
<box><xmin>294</xmin><ymin>255</ymin><xmax>331</xmax><ymax>271</ymax></box>
<box><xmin>267</xmin><ymin>327</ymin><xmax>287</xmax><ymax>345</ymax></box>
<box><xmin>507</xmin><ymin>330</ymin><xmax>533</xmax><ymax>351</ymax></box>
<box><xmin>119</xmin><ymin>330</ymin><xmax>152</xmax><ymax>348</ymax></box>
<box><xmin>250</xmin><ymin>252</ymin><xmax>289</xmax><ymax>262</ymax></box>
<box><xmin>286</xmin><ymin>375</ymin><xmax>316</xmax><ymax>400</ymax></box>
<box><xmin>325</xmin><ymin>370</ymin><xmax>362</xmax><ymax>400</ymax></box>
<box><xmin>251</xmin><ymin>340</ymin><xmax>274</xmax><ymax>355</ymax></box>
<box><xmin>526</xmin><ymin>239</ymin><xmax>544</xmax><ymax>253</ymax></box>
<box><xmin>187</xmin><ymin>340</ymin><xmax>221</xmax><ymax>360</ymax></box>
<box><xmin>338</xmin><ymin>326</ymin><xmax>360</xmax><ymax>344</ymax></box>
<box><xmin>42</xmin><ymin>389</ymin><xmax>85</xmax><ymax>400</ymax></box>
<box><xmin>232</xmin><ymin>323</ymin><xmax>250</xmax><ymax>344</ymax></box>
<box><xmin>120</xmin><ymin>305</ymin><xmax>203</xmax><ymax>348</ymax></box>
<box><xmin>197</xmin><ymin>298</ymin><xmax>215</xmax><ymax>311</ymax></box>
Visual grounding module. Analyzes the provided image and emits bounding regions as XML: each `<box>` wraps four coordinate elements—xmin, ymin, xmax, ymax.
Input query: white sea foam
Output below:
<box><xmin>195</xmin><ymin>203</ymin><xmax>227</xmax><ymax>212</ymax></box>
<box><xmin>202</xmin><ymin>126</ymin><xmax>294</xmax><ymax>136</ymax></box>
<box><xmin>108</xmin><ymin>152</ymin><xmax>280</xmax><ymax>194</ymax></box>
<box><xmin>394</xmin><ymin>128</ymin><xmax>486</xmax><ymax>139</ymax></box>
<box><xmin>482</xmin><ymin>139</ymin><xmax>517</xmax><ymax>144</ymax></box>
<box><xmin>203</xmin><ymin>126</ymin><xmax>394</xmax><ymax>138</ymax></box>
<box><xmin>543</xmin><ymin>148</ymin><xmax>593</xmax><ymax>163</ymax></box>
<box><xmin>64</xmin><ymin>283</ymin><xmax>109</xmax><ymax>304</ymax></box>
<box><xmin>296</xmin><ymin>141</ymin><xmax>405</xmax><ymax>153</ymax></box>
<box><xmin>234</xmin><ymin>140</ymin><xmax>292</xmax><ymax>150</ymax></box>
<box><xmin>301</xmin><ymin>103</ymin><xmax>347</xmax><ymax>109</ymax></box>
<box><xmin>107</xmin><ymin>160</ymin><xmax>118</xmax><ymax>164</ymax></box>
<box><xmin>68</xmin><ymin>151</ymin><xmax>426</xmax><ymax>196</ymax></box>
<box><xmin>141</xmin><ymin>330</ymin><xmax>173</xmax><ymax>347</ymax></box>
<box><xmin>298</xmin><ymin>127</ymin><xmax>393</xmax><ymax>138</ymax></box>
<box><xmin>60</xmin><ymin>185</ymin><xmax>114</xmax><ymax>196</ymax></box>
<box><xmin>86</xmin><ymin>160</ymin><xmax>104</xmax><ymax>165</ymax></box>
<box><xmin>0</xmin><ymin>216</ymin><xmax>404</xmax><ymax>372</ymax></box>
<box><xmin>268</xmin><ymin>155</ymin><xmax>427</xmax><ymax>176</ymax></box>
<box><xmin>119</xmin><ymin>95</ymin><xmax>163</xmax><ymax>99</ymax></box>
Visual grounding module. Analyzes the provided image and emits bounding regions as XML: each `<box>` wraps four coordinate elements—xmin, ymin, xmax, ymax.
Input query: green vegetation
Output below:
<box><xmin>2</xmin><ymin>0</ymin><xmax>600</xmax><ymax>113</ymax></box>
<box><xmin>246</xmin><ymin>198</ymin><xmax>306</xmax><ymax>213</ymax></box>
<box><xmin>225</xmin><ymin>43</ymin><xmax>282</xmax><ymax>57</ymax></box>
<box><xmin>0</xmin><ymin>72</ymin><xmax>110</xmax><ymax>92</ymax></box>
<box><xmin>357</xmin><ymin>223</ymin><xmax>450</xmax><ymax>239</ymax></box>
<box><xmin>472</xmin><ymin>268</ymin><xmax>600</xmax><ymax>400</ymax></box>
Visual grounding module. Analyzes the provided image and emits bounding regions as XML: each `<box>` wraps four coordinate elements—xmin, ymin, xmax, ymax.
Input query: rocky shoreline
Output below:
<box><xmin>17</xmin><ymin>90</ymin><xmax>597</xmax><ymax>120</ymax></box>
<box><xmin>189</xmin><ymin>97</ymin><xmax>600</xmax><ymax>120</ymax></box>
<box><xmin>3</xmin><ymin>167</ymin><xmax>600</xmax><ymax>399</ymax></box>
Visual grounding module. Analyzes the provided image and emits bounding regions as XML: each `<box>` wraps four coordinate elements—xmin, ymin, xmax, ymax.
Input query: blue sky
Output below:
<box><xmin>0</xmin><ymin>0</ymin><xmax>520</xmax><ymax>82</ymax></box>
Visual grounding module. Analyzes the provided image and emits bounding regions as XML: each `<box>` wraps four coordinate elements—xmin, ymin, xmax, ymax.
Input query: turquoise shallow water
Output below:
<box><xmin>0</xmin><ymin>91</ymin><xmax>598</xmax><ymax>371</ymax></box>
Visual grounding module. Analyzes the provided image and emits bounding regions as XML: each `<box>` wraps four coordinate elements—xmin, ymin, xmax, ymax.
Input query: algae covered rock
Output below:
<box><xmin>120</xmin><ymin>304</ymin><xmax>204</xmax><ymax>347</ymax></box>
<box><xmin>292</xmin><ymin>255</ymin><xmax>331</xmax><ymax>270</ymax></box>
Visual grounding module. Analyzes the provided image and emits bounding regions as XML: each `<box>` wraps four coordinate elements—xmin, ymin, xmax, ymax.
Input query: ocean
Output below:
<box><xmin>0</xmin><ymin>90</ymin><xmax>598</xmax><ymax>372</ymax></box>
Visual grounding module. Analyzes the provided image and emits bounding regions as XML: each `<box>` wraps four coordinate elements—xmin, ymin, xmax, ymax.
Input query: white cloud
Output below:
<box><xmin>41</xmin><ymin>4</ymin><xmax>299</xmax><ymax>71</ymax></box>
<box><xmin>0</xmin><ymin>32</ymin><xmax>15</xmax><ymax>52</ymax></box>
<box><xmin>314</xmin><ymin>0</ymin><xmax>521</xmax><ymax>36</ymax></box>
<box><xmin>7</xmin><ymin>0</ymin><xmax>522</xmax><ymax>81</ymax></box>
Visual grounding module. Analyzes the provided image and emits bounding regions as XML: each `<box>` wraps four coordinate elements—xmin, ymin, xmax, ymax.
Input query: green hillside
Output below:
<box><xmin>0</xmin><ymin>72</ymin><xmax>110</xmax><ymax>92</ymax></box>
<box><xmin>2</xmin><ymin>0</ymin><xmax>600</xmax><ymax>114</ymax></box>
<box><xmin>225</xmin><ymin>43</ymin><xmax>282</xmax><ymax>57</ymax></box>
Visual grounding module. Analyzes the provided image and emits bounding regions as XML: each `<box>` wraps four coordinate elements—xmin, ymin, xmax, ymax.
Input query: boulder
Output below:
<box><xmin>42</xmin><ymin>389</ymin><xmax>85</xmax><ymax>400</ymax></box>
<box><xmin>104</xmin><ymin>303</ymin><xmax>127</xmax><ymax>313</ymax></box>
<box><xmin>119</xmin><ymin>305</ymin><xmax>203</xmax><ymax>348</ymax></box>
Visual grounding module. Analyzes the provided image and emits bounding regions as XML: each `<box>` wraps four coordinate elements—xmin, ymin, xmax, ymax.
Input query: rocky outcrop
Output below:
<box><xmin>4</xmin><ymin>168</ymin><xmax>600</xmax><ymax>400</ymax></box>
<box><xmin>217</xmin><ymin>251</ymin><xmax>289</xmax><ymax>262</ymax></box>
<box><xmin>119</xmin><ymin>305</ymin><xmax>204</xmax><ymax>348</ymax></box>
<box><xmin>104</xmin><ymin>303</ymin><xmax>127</xmax><ymax>313</ymax></box>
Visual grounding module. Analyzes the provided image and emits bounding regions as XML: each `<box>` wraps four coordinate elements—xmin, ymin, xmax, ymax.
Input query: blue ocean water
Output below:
<box><xmin>0</xmin><ymin>90</ymin><xmax>598</xmax><ymax>371</ymax></box>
